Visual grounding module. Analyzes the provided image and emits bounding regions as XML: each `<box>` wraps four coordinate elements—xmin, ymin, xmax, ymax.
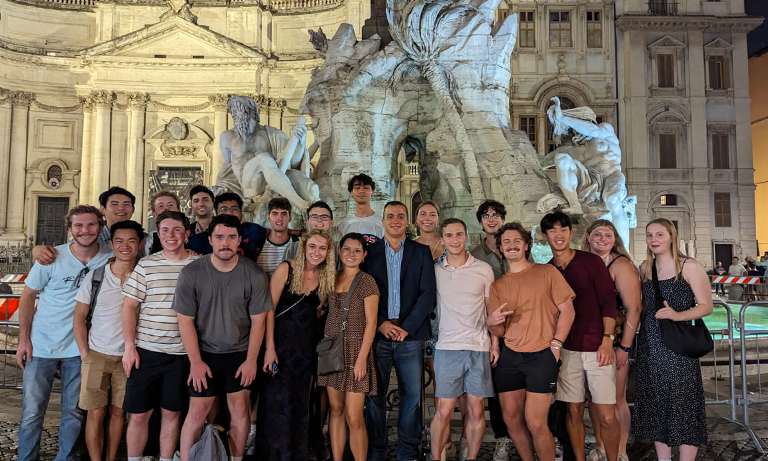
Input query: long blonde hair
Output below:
<box><xmin>581</xmin><ymin>219</ymin><xmax>634</xmax><ymax>264</ymax></box>
<box><xmin>290</xmin><ymin>229</ymin><xmax>335</xmax><ymax>303</ymax></box>
<box><xmin>642</xmin><ymin>218</ymin><xmax>687</xmax><ymax>282</ymax></box>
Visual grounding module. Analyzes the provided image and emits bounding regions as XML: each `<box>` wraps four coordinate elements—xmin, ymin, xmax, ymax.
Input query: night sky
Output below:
<box><xmin>746</xmin><ymin>0</ymin><xmax>768</xmax><ymax>57</ymax></box>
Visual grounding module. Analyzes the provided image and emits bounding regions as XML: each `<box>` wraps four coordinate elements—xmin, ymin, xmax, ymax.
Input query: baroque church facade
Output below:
<box><xmin>0</xmin><ymin>0</ymin><xmax>762</xmax><ymax>268</ymax></box>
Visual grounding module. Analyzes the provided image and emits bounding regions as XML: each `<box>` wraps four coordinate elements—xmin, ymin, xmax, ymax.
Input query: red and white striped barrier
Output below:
<box><xmin>711</xmin><ymin>276</ymin><xmax>762</xmax><ymax>285</ymax></box>
<box><xmin>0</xmin><ymin>274</ymin><xmax>27</xmax><ymax>283</ymax></box>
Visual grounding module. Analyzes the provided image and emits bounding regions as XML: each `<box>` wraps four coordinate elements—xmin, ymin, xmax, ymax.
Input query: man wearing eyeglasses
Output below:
<box><xmin>468</xmin><ymin>199</ymin><xmax>512</xmax><ymax>461</ymax></box>
<box><xmin>16</xmin><ymin>205</ymin><xmax>112</xmax><ymax>461</ymax></box>
<box><xmin>284</xmin><ymin>201</ymin><xmax>334</xmax><ymax>261</ymax></box>
<box><xmin>186</xmin><ymin>192</ymin><xmax>268</xmax><ymax>263</ymax></box>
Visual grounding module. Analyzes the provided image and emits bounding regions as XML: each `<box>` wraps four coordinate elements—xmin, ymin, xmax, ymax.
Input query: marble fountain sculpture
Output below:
<box><xmin>216</xmin><ymin>0</ymin><xmax>636</xmax><ymax>244</ymax></box>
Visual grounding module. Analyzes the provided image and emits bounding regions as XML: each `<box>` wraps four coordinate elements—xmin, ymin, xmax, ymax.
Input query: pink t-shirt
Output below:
<box><xmin>435</xmin><ymin>254</ymin><xmax>495</xmax><ymax>352</ymax></box>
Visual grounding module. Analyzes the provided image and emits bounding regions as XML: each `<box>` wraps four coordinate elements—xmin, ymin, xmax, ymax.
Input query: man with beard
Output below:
<box><xmin>189</xmin><ymin>185</ymin><xmax>215</xmax><ymax>235</ymax></box>
<box><xmin>121</xmin><ymin>211</ymin><xmax>200</xmax><ymax>461</ymax></box>
<box><xmin>215</xmin><ymin>95</ymin><xmax>320</xmax><ymax>211</ymax></box>
<box><xmin>486</xmin><ymin>222</ymin><xmax>575</xmax><ymax>461</ymax></box>
<box><xmin>174</xmin><ymin>214</ymin><xmax>272</xmax><ymax>461</ymax></box>
<box><xmin>16</xmin><ymin>206</ymin><xmax>113</xmax><ymax>461</ymax></box>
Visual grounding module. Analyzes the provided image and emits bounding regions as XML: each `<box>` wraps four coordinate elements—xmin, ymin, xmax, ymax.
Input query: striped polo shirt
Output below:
<box><xmin>122</xmin><ymin>252</ymin><xmax>200</xmax><ymax>355</ymax></box>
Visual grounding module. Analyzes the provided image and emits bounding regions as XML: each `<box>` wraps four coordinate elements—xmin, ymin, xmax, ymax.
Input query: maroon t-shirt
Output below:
<box><xmin>549</xmin><ymin>250</ymin><xmax>618</xmax><ymax>352</ymax></box>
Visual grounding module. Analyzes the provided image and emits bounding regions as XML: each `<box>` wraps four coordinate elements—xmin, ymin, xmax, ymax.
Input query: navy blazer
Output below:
<box><xmin>364</xmin><ymin>238</ymin><xmax>436</xmax><ymax>341</ymax></box>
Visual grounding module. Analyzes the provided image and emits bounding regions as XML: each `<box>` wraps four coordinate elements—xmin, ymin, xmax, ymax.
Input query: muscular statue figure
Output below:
<box><xmin>216</xmin><ymin>95</ymin><xmax>320</xmax><ymax>211</ymax></box>
<box><xmin>539</xmin><ymin>97</ymin><xmax>630</xmax><ymax>243</ymax></box>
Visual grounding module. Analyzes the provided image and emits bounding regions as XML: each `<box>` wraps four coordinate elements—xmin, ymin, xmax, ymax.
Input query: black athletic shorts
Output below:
<box><xmin>493</xmin><ymin>342</ymin><xmax>560</xmax><ymax>394</ymax></box>
<box><xmin>188</xmin><ymin>350</ymin><xmax>250</xmax><ymax>398</ymax></box>
<box><xmin>123</xmin><ymin>348</ymin><xmax>189</xmax><ymax>414</ymax></box>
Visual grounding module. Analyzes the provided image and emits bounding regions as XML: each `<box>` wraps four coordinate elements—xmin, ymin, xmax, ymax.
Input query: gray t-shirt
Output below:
<box><xmin>172</xmin><ymin>255</ymin><xmax>272</xmax><ymax>353</ymax></box>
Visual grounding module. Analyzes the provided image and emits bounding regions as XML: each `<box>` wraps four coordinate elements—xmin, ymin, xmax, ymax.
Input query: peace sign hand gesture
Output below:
<box><xmin>486</xmin><ymin>303</ymin><xmax>515</xmax><ymax>327</ymax></box>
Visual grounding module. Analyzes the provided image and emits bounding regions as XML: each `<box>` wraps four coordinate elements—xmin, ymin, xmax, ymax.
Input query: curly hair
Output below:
<box><xmin>290</xmin><ymin>229</ymin><xmax>335</xmax><ymax>304</ymax></box>
<box><xmin>65</xmin><ymin>205</ymin><xmax>105</xmax><ymax>229</ymax></box>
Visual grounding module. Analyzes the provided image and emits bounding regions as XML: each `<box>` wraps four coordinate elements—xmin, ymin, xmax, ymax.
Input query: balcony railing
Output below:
<box><xmin>648</xmin><ymin>1</ymin><xmax>679</xmax><ymax>15</ymax></box>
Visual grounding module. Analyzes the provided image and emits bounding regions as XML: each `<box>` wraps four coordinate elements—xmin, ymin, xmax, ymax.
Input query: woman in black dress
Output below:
<box><xmin>257</xmin><ymin>229</ymin><xmax>336</xmax><ymax>461</ymax></box>
<box><xmin>634</xmin><ymin>218</ymin><xmax>713</xmax><ymax>461</ymax></box>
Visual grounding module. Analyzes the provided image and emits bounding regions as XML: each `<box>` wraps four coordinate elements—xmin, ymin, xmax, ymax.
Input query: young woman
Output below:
<box><xmin>634</xmin><ymin>218</ymin><xmax>713</xmax><ymax>461</ymax></box>
<box><xmin>317</xmin><ymin>233</ymin><xmax>380</xmax><ymax>461</ymax></box>
<box><xmin>257</xmin><ymin>229</ymin><xmax>336</xmax><ymax>461</ymax></box>
<box><xmin>581</xmin><ymin>220</ymin><xmax>641</xmax><ymax>461</ymax></box>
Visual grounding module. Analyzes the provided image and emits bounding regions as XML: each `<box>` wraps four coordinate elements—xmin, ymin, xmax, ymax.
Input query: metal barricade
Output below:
<box><xmin>0</xmin><ymin>293</ymin><xmax>22</xmax><ymax>390</ymax></box>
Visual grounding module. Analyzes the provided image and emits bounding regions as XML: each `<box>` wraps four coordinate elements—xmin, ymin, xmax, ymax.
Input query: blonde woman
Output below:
<box><xmin>581</xmin><ymin>220</ymin><xmax>641</xmax><ymax>461</ymax></box>
<box><xmin>634</xmin><ymin>218</ymin><xmax>712</xmax><ymax>461</ymax></box>
<box><xmin>257</xmin><ymin>229</ymin><xmax>336</xmax><ymax>461</ymax></box>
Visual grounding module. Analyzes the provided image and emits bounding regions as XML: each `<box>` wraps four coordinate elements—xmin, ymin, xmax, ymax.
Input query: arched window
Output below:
<box><xmin>411</xmin><ymin>191</ymin><xmax>422</xmax><ymax>223</ymax></box>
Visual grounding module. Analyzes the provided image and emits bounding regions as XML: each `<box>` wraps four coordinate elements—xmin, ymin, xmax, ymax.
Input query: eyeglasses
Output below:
<box><xmin>308</xmin><ymin>214</ymin><xmax>331</xmax><ymax>222</ymax></box>
<box><xmin>481</xmin><ymin>214</ymin><xmax>503</xmax><ymax>221</ymax></box>
<box><xmin>341</xmin><ymin>246</ymin><xmax>364</xmax><ymax>255</ymax></box>
<box><xmin>74</xmin><ymin>267</ymin><xmax>90</xmax><ymax>288</ymax></box>
<box><xmin>218</xmin><ymin>207</ymin><xmax>241</xmax><ymax>214</ymax></box>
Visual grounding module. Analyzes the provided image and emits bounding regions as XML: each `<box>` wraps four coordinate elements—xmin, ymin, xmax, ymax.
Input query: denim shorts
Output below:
<box><xmin>433</xmin><ymin>349</ymin><xmax>494</xmax><ymax>399</ymax></box>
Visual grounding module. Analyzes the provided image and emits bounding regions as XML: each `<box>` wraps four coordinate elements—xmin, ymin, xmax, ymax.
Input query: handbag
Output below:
<box><xmin>651</xmin><ymin>259</ymin><xmax>713</xmax><ymax>358</ymax></box>
<box><xmin>316</xmin><ymin>271</ymin><xmax>365</xmax><ymax>376</ymax></box>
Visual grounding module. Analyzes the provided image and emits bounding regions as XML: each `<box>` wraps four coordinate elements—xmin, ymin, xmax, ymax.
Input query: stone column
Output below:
<box><xmin>5</xmin><ymin>91</ymin><xmax>35</xmax><ymax>240</ymax></box>
<box><xmin>126</xmin><ymin>92</ymin><xmax>149</xmax><ymax>224</ymax></box>
<box><xmin>209</xmin><ymin>94</ymin><xmax>229</xmax><ymax>184</ymax></box>
<box><xmin>78</xmin><ymin>95</ymin><xmax>95</xmax><ymax>205</ymax></box>
<box><xmin>91</xmin><ymin>90</ymin><xmax>115</xmax><ymax>201</ymax></box>
<box><xmin>0</xmin><ymin>90</ymin><xmax>12</xmax><ymax>234</ymax></box>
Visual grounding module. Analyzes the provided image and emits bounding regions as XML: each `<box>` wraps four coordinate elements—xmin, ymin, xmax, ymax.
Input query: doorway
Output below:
<box><xmin>714</xmin><ymin>243</ymin><xmax>733</xmax><ymax>269</ymax></box>
<box><xmin>36</xmin><ymin>197</ymin><xmax>70</xmax><ymax>245</ymax></box>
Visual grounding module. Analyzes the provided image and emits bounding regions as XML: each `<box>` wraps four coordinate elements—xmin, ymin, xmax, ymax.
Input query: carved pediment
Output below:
<box><xmin>79</xmin><ymin>16</ymin><xmax>265</xmax><ymax>60</ymax></box>
<box><xmin>647</xmin><ymin>35</ymin><xmax>686</xmax><ymax>50</ymax></box>
<box><xmin>704</xmin><ymin>38</ymin><xmax>734</xmax><ymax>51</ymax></box>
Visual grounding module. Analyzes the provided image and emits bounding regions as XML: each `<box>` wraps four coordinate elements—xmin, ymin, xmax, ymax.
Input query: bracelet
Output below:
<box><xmin>550</xmin><ymin>341</ymin><xmax>562</xmax><ymax>350</ymax></box>
<box><xmin>551</xmin><ymin>338</ymin><xmax>563</xmax><ymax>346</ymax></box>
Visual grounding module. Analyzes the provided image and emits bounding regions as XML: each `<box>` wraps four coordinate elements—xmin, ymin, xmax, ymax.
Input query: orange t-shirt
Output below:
<box><xmin>489</xmin><ymin>263</ymin><xmax>575</xmax><ymax>353</ymax></box>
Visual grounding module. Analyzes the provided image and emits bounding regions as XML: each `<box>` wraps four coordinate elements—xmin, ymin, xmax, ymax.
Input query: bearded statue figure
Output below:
<box><xmin>215</xmin><ymin>95</ymin><xmax>321</xmax><ymax>213</ymax></box>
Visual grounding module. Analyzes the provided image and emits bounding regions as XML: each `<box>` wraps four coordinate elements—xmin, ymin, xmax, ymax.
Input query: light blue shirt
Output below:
<box><xmin>25</xmin><ymin>242</ymin><xmax>112</xmax><ymax>358</ymax></box>
<box><xmin>385</xmin><ymin>238</ymin><xmax>405</xmax><ymax>320</ymax></box>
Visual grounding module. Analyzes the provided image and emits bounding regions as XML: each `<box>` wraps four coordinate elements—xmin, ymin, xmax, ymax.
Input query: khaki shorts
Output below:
<box><xmin>79</xmin><ymin>350</ymin><xmax>127</xmax><ymax>411</ymax></box>
<box><xmin>556</xmin><ymin>349</ymin><xmax>616</xmax><ymax>405</ymax></box>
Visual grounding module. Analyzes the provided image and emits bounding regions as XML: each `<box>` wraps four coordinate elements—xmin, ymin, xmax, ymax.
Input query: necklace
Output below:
<box><xmin>304</xmin><ymin>270</ymin><xmax>319</xmax><ymax>294</ymax></box>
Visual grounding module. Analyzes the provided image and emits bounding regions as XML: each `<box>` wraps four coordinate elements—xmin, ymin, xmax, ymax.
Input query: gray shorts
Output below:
<box><xmin>434</xmin><ymin>350</ymin><xmax>495</xmax><ymax>399</ymax></box>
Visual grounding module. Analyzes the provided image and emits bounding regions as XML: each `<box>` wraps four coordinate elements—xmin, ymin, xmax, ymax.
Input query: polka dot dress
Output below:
<box><xmin>632</xmin><ymin>261</ymin><xmax>708</xmax><ymax>447</ymax></box>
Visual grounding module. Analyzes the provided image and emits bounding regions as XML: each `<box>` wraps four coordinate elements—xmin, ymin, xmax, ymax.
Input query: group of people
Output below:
<box><xmin>16</xmin><ymin>172</ymin><xmax>713</xmax><ymax>461</ymax></box>
<box><xmin>715</xmin><ymin>255</ymin><xmax>768</xmax><ymax>299</ymax></box>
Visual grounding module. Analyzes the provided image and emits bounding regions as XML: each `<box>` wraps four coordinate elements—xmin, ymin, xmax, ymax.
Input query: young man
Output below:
<box><xmin>73</xmin><ymin>220</ymin><xmax>144</xmax><ymax>461</ymax></box>
<box><xmin>430</xmin><ymin>218</ymin><xmax>496</xmax><ymax>461</ymax></box>
<box><xmin>541</xmin><ymin>212</ymin><xmax>620</xmax><ymax>461</ymax></box>
<box><xmin>121</xmin><ymin>210</ymin><xmax>200</xmax><ymax>461</ymax></box>
<box><xmin>32</xmin><ymin>186</ymin><xmax>135</xmax><ymax>264</ymax></box>
<box><xmin>284</xmin><ymin>200</ymin><xmax>335</xmax><ymax>260</ymax></box>
<box><xmin>174</xmin><ymin>215</ymin><xmax>272</xmax><ymax>461</ymax></box>
<box><xmin>186</xmin><ymin>192</ymin><xmax>268</xmax><ymax>263</ymax></box>
<box><xmin>16</xmin><ymin>206</ymin><xmax>112</xmax><ymax>461</ymax></box>
<box><xmin>468</xmin><ymin>199</ymin><xmax>511</xmax><ymax>460</ymax></box>
<box><xmin>336</xmin><ymin>173</ymin><xmax>384</xmax><ymax>244</ymax></box>
<box><xmin>189</xmin><ymin>185</ymin><xmax>215</xmax><ymax>235</ymax></box>
<box><xmin>257</xmin><ymin>197</ymin><xmax>297</xmax><ymax>277</ymax></box>
<box><xmin>486</xmin><ymin>222</ymin><xmax>576</xmax><ymax>461</ymax></box>
<box><xmin>364</xmin><ymin>201</ymin><xmax>436</xmax><ymax>461</ymax></box>
<box><xmin>144</xmin><ymin>191</ymin><xmax>182</xmax><ymax>255</ymax></box>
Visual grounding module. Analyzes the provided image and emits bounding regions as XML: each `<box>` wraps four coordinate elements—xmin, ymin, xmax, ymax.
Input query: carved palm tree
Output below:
<box><xmin>387</xmin><ymin>0</ymin><xmax>486</xmax><ymax>206</ymax></box>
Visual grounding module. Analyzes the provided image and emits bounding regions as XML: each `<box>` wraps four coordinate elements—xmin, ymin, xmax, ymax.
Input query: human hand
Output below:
<box><xmin>378</xmin><ymin>321</ymin><xmax>405</xmax><ymax>340</ymax></box>
<box><xmin>394</xmin><ymin>329</ymin><xmax>409</xmax><ymax>342</ymax></box>
<box><xmin>550</xmin><ymin>345</ymin><xmax>561</xmax><ymax>362</ymax></box>
<box><xmin>188</xmin><ymin>360</ymin><xmax>212</xmax><ymax>392</ymax></box>
<box><xmin>354</xmin><ymin>357</ymin><xmax>367</xmax><ymax>381</ymax></box>
<box><xmin>32</xmin><ymin>245</ymin><xmax>57</xmax><ymax>265</ymax></box>
<box><xmin>597</xmin><ymin>339</ymin><xmax>615</xmax><ymax>367</ymax></box>
<box><xmin>236</xmin><ymin>359</ymin><xmax>258</xmax><ymax>387</ymax></box>
<box><xmin>490</xmin><ymin>344</ymin><xmax>500</xmax><ymax>367</ymax></box>
<box><xmin>486</xmin><ymin>303</ymin><xmax>514</xmax><ymax>327</ymax></box>
<box><xmin>16</xmin><ymin>338</ymin><xmax>33</xmax><ymax>370</ymax></box>
<box><xmin>262</xmin><ymin>348</ymin><xmax>278</xmax><ymax>374</ymax></box>
<box><xmin>79</xmin><ymin>347</ymin><xmax>89</xmax><ymax>361</ymax></box>
<box><xmin>615</xmin><ymin>348</ymin><xmax>629</xmax><ymax>370</ymax></box>
<box><xmin>655</xmin><ymin>302</ymin><xmax>682</xmax><ymax>321</ymax></box>
<box><xmin>122</xmin><ymin>346</ymin><xmax>140</xmax><ymax>377</ymax></box>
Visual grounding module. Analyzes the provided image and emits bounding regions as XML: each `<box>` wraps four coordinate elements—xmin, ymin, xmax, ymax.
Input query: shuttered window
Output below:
<box><xmin>712</xmin><ymin>133</ymin><xmax>729</xmax><ymax>169</ymax></box>
<box><xmin>714</xmin><ymin>192</ymin><xmax>731</xmax><ymax>228</ymax></box>
<box><xmin>657</xmin><ymin>54</ymin><xmax>675</xmax><ymax>88</ymax></box>
<box><xmin>659</xmin><ymin>133</ymin><xmax>677</xmax><ymax>169</ymax></box>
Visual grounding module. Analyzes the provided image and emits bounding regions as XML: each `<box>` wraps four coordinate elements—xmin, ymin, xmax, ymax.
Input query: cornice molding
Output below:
<box><xmin>5</xmin><ymin>0</ymin><xmax>346</xmax><ymax>13</ymax></box>
<box><xmin>616</xmin><ymin>15</ymin><xmax>764</xmax><ymax>33</ymax></box>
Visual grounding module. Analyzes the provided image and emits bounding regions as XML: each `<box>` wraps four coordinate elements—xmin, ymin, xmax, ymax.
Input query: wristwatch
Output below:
<box><xmin>602</xmin><ymin>333</ymin><xmax>615</xmax><ymax>341</ymax></box>
<box><xmin>618</xmin><ymin>344</ymin><xmax>632</xmax><ymax>353</ymax></box>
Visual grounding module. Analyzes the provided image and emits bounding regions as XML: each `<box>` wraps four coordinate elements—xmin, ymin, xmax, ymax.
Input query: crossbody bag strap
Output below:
<box><xmin>651</xmin><ymin>259</ymin><xmax>666</xmax><ymax>309</ymax></box>
<box><xmin>341</xmin><ymin>271</ymin><xmax>365</xmax><ymax>331</ymax></box>
<box><xmin>86</xmin><ymin>265</ymin><xmax>106</xmax><ymax>329</ymax></box>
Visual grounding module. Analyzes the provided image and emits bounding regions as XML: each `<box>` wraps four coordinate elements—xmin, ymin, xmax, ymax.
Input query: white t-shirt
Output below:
<box><xmin>728</xmin><ymin>264</ymin><xmax>747</xmax><ymax>276</ymax></box>
<box><xmin>75</xmin><ymin>264</ymin><xmax>127</xmax><ymax>356</ymax></box>
<box><xmin>336</xmin><ymin>213</ymin><xmax>385</xmax><ymax>245</ymax></box>
<box><xmin>435</xmin><ymin>254</ymin><xmax>495</xmax><ymax>352</ymax></box>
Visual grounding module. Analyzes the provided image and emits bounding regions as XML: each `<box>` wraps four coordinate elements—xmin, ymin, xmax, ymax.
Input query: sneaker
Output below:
<box><xmin>586</xmin><ymin>447</ymin><xmax>607</xmax><ymax>461</ymax></box>
<box><xmin>140</xmin><ymin>457</ymin><xmax>157</xmax><ymax>461</ymax></box>
<box><xmin>458</xmin><ymin>438</ymin><xmax>468</xmax><ymax>461</ymax></box>
<box><xmin>445</xmin><ymin>441</ymin><xmax>457</xmax><ymax>460</ymax></box>
<box><xmin>554</xmin><ymin>438</ymin><xmax>564</xmax><ymax>461</ymax></box>
<box><xmin>618</xmin><ymin>454</ymin><xmax>630</xmax><ymax>461</ymax></box>
<box><xmin>172</xmin><ymin>451</ymin><xmax>181</xmax><ymax>461</ymax></box>
<box><xmin>493</xmin><ymin>437</ymin><xmax>511</xmax><ymax>461</ymax></box>
<box><xmin>245</xmin><ymin>427</ymin><xmax>256</xmax><ymax>456</ymax></box>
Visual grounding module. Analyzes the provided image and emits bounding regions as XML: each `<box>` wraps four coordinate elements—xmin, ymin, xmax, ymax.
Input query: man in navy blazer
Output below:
<box><xmin>364</xmin><ymin>201</ymin><xmax>436</xmax><ymax>461</ymax></box>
